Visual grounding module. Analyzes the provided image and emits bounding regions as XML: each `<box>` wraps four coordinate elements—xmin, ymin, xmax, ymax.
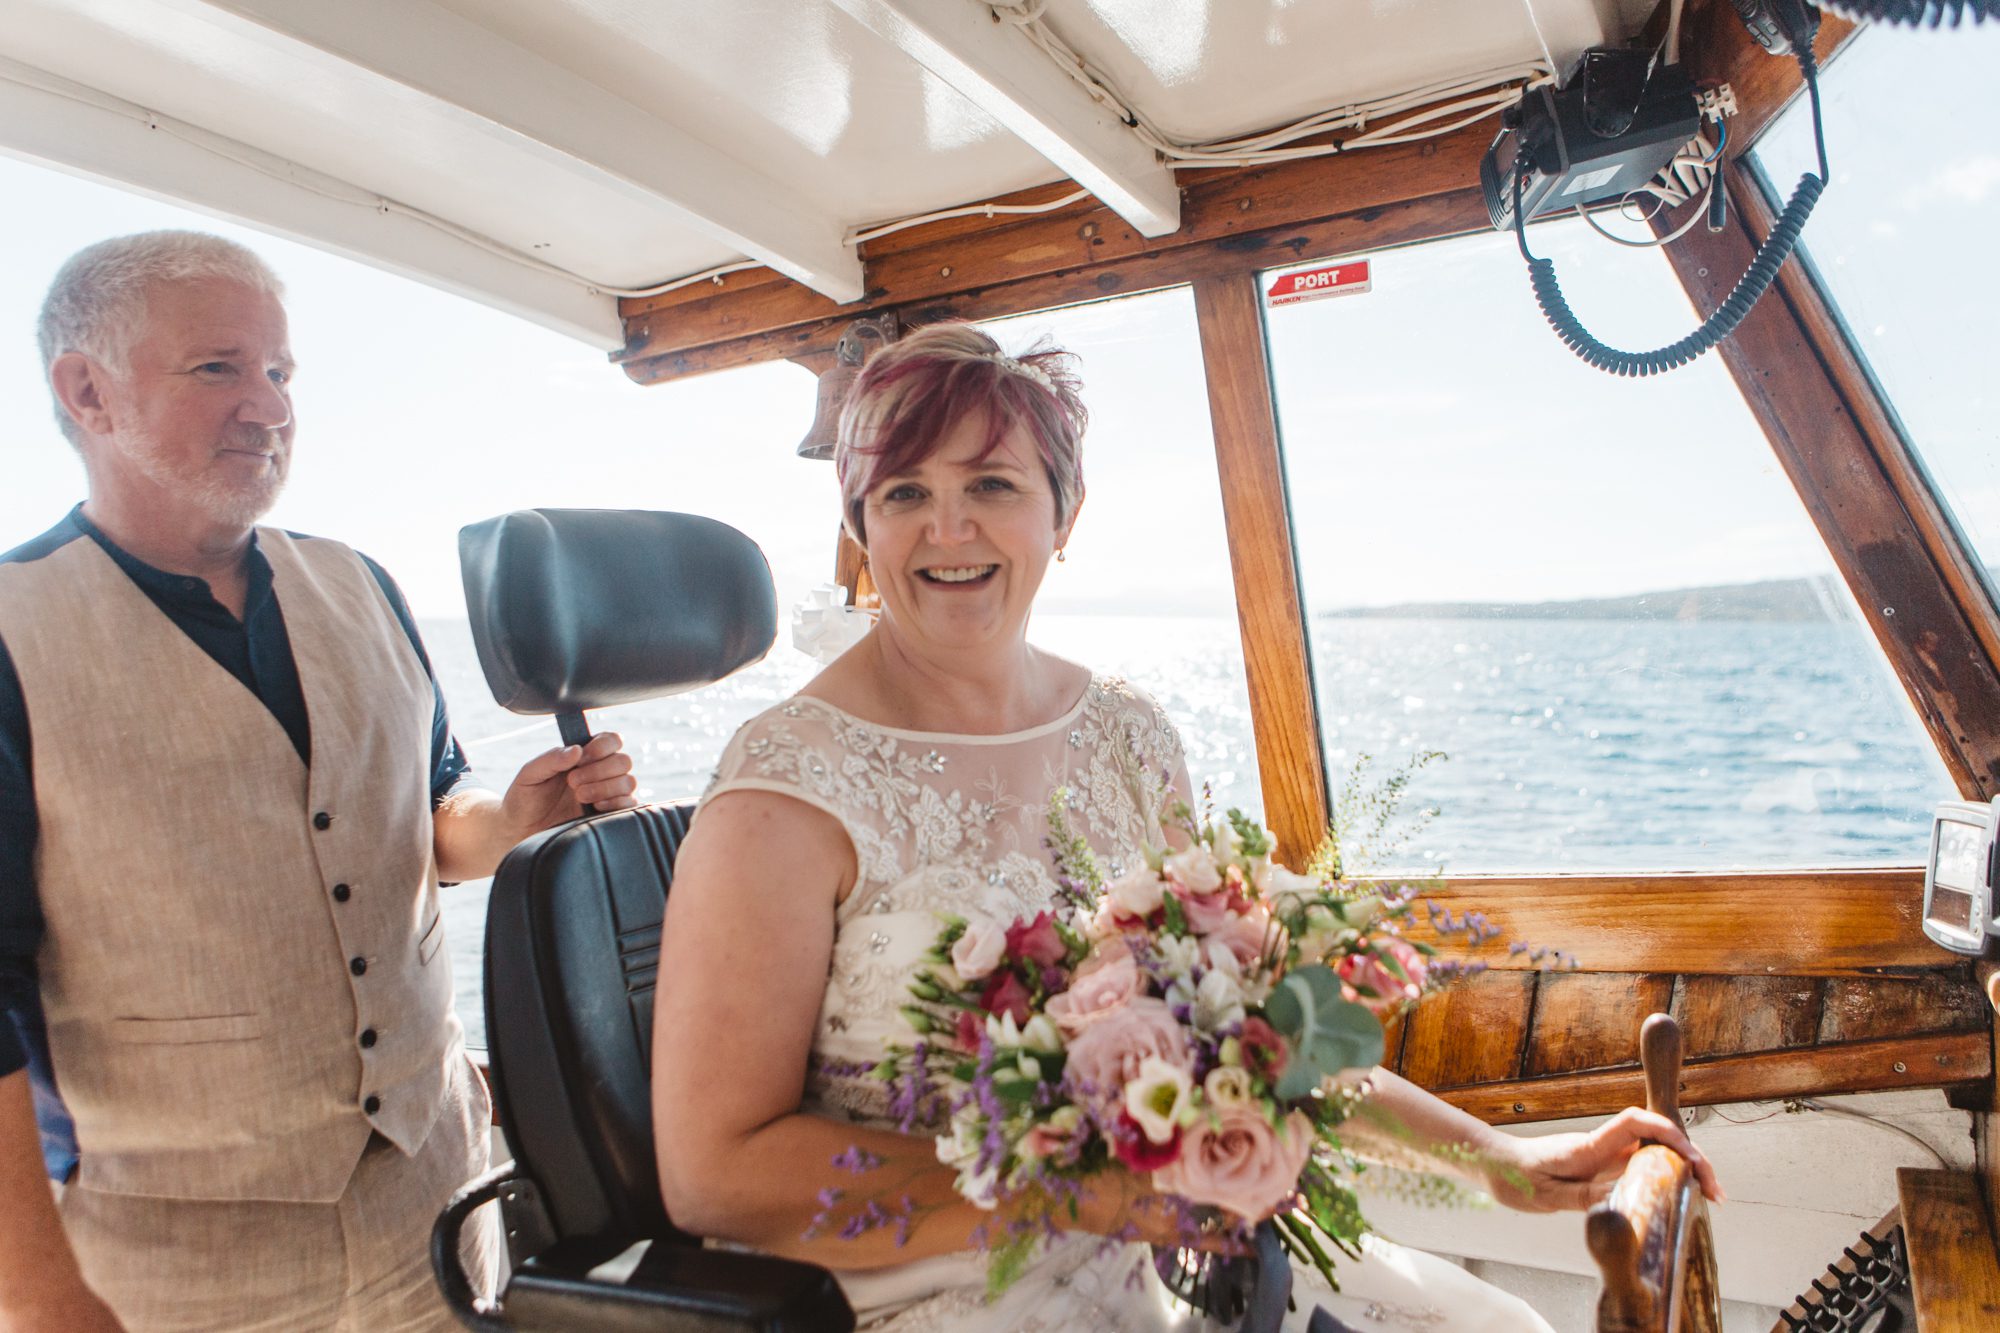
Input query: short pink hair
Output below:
<box><xmin>835</xmin><ymin>323</ymin><xmax>1086</xmax><ymax>544</ymax></box>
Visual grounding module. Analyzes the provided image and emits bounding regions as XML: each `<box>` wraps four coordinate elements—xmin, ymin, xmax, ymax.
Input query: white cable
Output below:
<box><xmin>1665</xmin><ymin>0</ymin><xmax>1686</xmax><ymax>64</ymax></box>
<box><xmin>844</xmin><ymin>188</ymin><xmax>1091</xmax><ymax>245</ymax></box>
<box><xmin>988</xmin><ymin>2</ymin><xmax>1549</xmax><ymax>169</ymax></box>
<box><xmin>1517</xmin><ymin>0</ymin><xmax>1561</xmax><ymax>77</ymax></box>
<box><xmin>1574</xmin><ymin>130</ymin><xmax>1720</xmax><ymax>248</ymax></box>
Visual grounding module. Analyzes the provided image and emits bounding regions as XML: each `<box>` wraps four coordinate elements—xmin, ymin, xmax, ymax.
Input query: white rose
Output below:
<box><xmin>1253</xmin><ymin>860</ymin><xmax>1321</xmax><ymax>897</ymax></box>
<box><xmin>1124</xmin><ymin>1056</ymin><xmax>1194</xmax><ymax>1144</ymax></box>
<box><xmin>1204</xmin><ymin>1064</ymin><xmax>1255</xmax><ymax>1109</ymax></box>
<box><xmin>1164</xmin><ymin>847</ymin><xmax>1224</xmax><ymax>895</ymax></box>
<box><xmin>1191</xmin><ymin>967</ymin><xmax>1247</xmax><ymax>1033</ymax></box>
<box><xmin>950</xmin><ymin>917</ymin><xmax>1008</xmax><ymax>979</ymax></box>
<box><xmin>1107</xmin><ymin>867</ymin><xmax>1168</xmax><ymax>919</ymax></box>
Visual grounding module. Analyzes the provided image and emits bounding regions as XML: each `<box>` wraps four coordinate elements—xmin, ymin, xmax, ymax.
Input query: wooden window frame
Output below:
<box><xmin>642</xmin><ymin>5</ymin><xmax>2000</xmax><ymax>984</ymax></box>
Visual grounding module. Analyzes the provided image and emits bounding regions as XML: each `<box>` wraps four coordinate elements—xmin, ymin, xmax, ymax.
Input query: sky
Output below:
<box><xmin>2</xmin><ymin>20</ymin><xmax>1993</xmax><ymax>622</ymax></box>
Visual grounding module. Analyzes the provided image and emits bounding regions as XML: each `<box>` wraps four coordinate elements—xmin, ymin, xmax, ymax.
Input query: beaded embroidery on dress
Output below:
<box><xmin>698</xmin><ymin>675</ymin><xmax>1552</xmax><ymax>1333</ymax></box>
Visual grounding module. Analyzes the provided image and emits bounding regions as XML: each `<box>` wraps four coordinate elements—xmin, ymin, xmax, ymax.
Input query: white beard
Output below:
<box><xmin>126</xmin><ymin>425</ymin><xmax>290</xmax><ymax>529</ymax></box>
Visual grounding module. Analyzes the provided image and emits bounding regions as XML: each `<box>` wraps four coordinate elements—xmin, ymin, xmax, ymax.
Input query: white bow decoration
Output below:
<box><xmin>791</xmin><ymin>584</ymin><xmax>876</xmax><ymax>665</ymax></box>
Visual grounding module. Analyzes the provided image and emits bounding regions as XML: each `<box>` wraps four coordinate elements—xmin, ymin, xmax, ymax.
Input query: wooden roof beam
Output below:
<box><xmin>194</xmin><ymin>0</ymin><xmax>865</xmax><ymax>303</ymax></box>
<box><xmin>827</xmin><ymin>0</ymin><xmax>1181</xmax><ymax>238</ymax></box>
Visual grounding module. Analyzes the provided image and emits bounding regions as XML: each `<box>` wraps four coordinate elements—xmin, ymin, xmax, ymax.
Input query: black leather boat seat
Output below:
<box><xmin>432</xmin><ymin>508</ymin><xmax>854</xmax><ymax>1332</ymax></box>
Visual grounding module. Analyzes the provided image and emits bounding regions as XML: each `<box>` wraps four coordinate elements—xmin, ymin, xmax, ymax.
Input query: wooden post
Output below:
<box><xmin>1190</xmin><ymin>272</ymin><xmax>1329</xmax><ymax>867</ymax></box>
<box><xmin>1655</xmin><ymin>162</ymin><xmax>2000</xmax><ymax>798</ymax></box>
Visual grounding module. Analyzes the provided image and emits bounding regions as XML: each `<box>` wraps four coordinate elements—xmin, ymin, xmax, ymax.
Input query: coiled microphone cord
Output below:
<box><xmin>1513</xmin><ymin>43</ymin><xmax>1829</xmax><ymax>376</ymax></box>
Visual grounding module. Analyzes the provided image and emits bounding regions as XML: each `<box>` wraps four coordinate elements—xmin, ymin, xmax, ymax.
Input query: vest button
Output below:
<box><xmin>313</xmin><ymin>812</ymin><xmax>333</xmax><ymax>831</ymax></box>
<box><xmin>332</xmin><ymin>883</ymin><xmax>351</xmax><ymax>903</ymax></box>
<box><xmin>363</xmin><ymin>1095</ymin><xmax>381</xmax><ymax>1116</ymax></box>
<box><xmin>350</xmin><ymin>957</ymin><xmax>367</xmax><ymax>976</ymax></box>
<box><xmin>359</xmin><ymin>1028</ymin><xmax>377</xmax><ymax>1049</ymax></box>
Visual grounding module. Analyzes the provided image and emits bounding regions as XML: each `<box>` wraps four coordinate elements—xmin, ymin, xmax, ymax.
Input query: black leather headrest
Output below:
<box><xmin>459</xmin><ymin>508</ymin><xmax>776</xmax><ymax>714</ymax></box>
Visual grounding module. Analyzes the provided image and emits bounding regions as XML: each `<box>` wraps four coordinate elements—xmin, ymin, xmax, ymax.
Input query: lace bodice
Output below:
<box><xmin>698</xmin><ymin>674</ymin><xmax>1186</xmax><ymax>1125</ymax></box>
<box><xmin>696</xmin><ymin>674</ymin><xmax>1549</xmax><ymax>1332</ymax></box>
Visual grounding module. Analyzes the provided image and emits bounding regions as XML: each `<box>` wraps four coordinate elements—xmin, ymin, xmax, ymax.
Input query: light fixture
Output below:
<box><xmin>796</xmin><ymin>314</ymin><xmax>897</xmax><ymax>459</ymax></box>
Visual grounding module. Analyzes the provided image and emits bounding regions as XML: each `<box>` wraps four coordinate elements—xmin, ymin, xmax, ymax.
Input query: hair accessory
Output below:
<box><xmin>986</xmin><ymin>350</ymin><xmax>1054</xmax><ymax>390</ymax></box>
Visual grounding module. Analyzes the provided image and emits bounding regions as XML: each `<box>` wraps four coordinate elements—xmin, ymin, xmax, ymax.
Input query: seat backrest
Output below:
<box><xmin>484</xmin><ymin>801</ymin><xmax>696</xmax><ymax>1245</ymax></box>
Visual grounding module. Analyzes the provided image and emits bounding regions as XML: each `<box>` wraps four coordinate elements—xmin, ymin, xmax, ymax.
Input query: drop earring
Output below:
<box><xmin>1056</xmin><ymin>547</ymin><xmax>1067</xmax><ymax>563</ymax></box>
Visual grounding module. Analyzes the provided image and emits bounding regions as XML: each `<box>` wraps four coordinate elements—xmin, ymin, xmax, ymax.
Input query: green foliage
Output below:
<box><xmin>1309</xmin><ymin>749</ymin><xmax>1445</xmax><ymax>881</ymax></box>
<box><xmin>1159</xmin><ymin>888</ymin><xmax>1189</xmax><ymax>938</ymax></box>
<box><xmin>1227</xmin><ymin>807</ymin><xmax>1272</xmax><ymax>858</ymax></box>
<box><xmin>1045</xmin><ymin>788</ymin><xmax>1104</xmax><ymax>893</ymax></box>
<box><xmin>1262</xmin><ymin>966</ymin><xmax>1385</xmax><ymax>1100</ymax></box>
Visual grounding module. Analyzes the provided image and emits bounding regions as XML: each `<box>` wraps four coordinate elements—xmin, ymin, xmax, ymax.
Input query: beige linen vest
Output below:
<box><xmin>0</xmin><ymin>528</ymin><xmax>459</xmax><ymax>1202</ymax></box>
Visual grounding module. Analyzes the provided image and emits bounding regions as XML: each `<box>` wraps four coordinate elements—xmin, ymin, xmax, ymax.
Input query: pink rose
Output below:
<box><xmin>1337</xmin><ymin>939</ymin><xmax>1426</xmax><ymax>1016</ymax></box>
<box><xmin>1172</xmin><ymin>884</ymin><xmax>1233</xmax><ymax>935</ymax></box>
<box><xmin>1153</xmin><ymin>1107</ymin><xmax>1314</xmax><ymax>1221</ymax></box>
<box><xmin>950</xmin><ymin>917</ymin><xmax>1007</xmax><ymax>980</ymax></box>
<box><xmin>978</xmin><ymin>971</ymin><xmax>1032</xmax><ymax>1026</ymax></box>
<box><xmin>954</xmin><ymin>1009</ymin><xmax>985</xmax><ymax>1053</ymax></box>
<box><xmin>1062</xmin><ymin>997</ymin><xmax>1192</xmax><ymax>1103</ymax></box>
<box><xmin>1045</xmin><ymin>935</ymin><xmax>1140</xmax><ymax>1035</ymax></box>
<box><xmin>1005</xmin><ymin>911</ymin><xmax>1067</xmax><ymax>967</ymax></box>
<box><xmin>1210</xmin><ymin>907</ymin><xmax>1279</xmax><ymax>969</ymax></box>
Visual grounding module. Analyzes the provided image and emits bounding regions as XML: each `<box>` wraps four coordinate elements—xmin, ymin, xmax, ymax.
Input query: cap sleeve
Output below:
<box><xmin>697</xmin><ymin>698</ymin><xmax>904</xmax><ymax>895</ymax></box>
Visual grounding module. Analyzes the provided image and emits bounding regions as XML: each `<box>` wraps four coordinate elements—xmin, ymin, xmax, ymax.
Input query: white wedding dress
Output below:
<box><xmin>701</xmin><ymin>675</ymin><xmax>1553</xmax><ymax>1333</ymax></box>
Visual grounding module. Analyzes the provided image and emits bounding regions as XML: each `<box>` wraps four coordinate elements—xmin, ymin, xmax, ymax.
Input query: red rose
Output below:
<box><xmin>955</xmin><ymin>1009</ymin><xmax>986</xmax><ymax>1053</ymax></box>
<box><xmin>978</xmin><ymin>971</ymin><xmax>1032</xmax><ymax>1025</ymax></box>
<box><xmin>1111</xmin><ymin>1110</ymin><xmax>1184</xmax><ymax>1172</ymax></box>
<box><xmin>1238</xmin><ymin>1017</ymin><xmax>1289</xmax><ymax>1080</ymax></box>
<box><xmin>1006</xmin><ymin>911</ymin><xmax>1067</xmax><ymax>967</ymax></box>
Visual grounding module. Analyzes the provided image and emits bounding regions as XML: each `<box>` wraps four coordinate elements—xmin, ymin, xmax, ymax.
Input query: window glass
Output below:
<box><xmin>1262</xmin><ymin>218</ymin><xmax>1952</xmax><ymax>873</ymax></box>
<box><xmin>0</xmin><ymin>153</ymin><xmax>840</xmax><ymax>1051</ymax></box>
<box><xmin>1750</xmin><ymin>23</ymin><xmax>2000</xmax><ymax>596</ymax></box>
<box><xmin>982</xmin><ymin>289</ymin><xmax>1263</xmax><ymax>821</ymax></box>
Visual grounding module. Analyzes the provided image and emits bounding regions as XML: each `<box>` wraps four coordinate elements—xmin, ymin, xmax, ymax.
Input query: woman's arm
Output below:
<box><xmin>1340</xmin><ymin>1068</ymin><xmax>1723</xmax><ymax>1212</ymax></box>
<box><xmin>652</xmin><ymin>790</ymin><xmax>1164</xmax><ymax>1269</ymax></box>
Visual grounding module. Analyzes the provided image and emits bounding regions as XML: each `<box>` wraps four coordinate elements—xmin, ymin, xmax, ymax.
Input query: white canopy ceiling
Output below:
<box><xmin>0</xmin><ymin>0</ymin><xmax>1653</xmax><ymax>349</ymax></box>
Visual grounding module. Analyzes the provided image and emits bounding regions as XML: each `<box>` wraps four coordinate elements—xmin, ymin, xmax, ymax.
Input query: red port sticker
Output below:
<box><xmin>1265</xmin><ymin>260</ymin><xmax>1372</xmax><ymax>307</ymax></box>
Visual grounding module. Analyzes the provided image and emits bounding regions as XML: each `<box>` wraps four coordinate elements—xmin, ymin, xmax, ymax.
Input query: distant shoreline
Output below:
<box><xmin>1318</xmin><ymin>577</ymin><xmax>1843</xmax><ymax>623</ymax></box>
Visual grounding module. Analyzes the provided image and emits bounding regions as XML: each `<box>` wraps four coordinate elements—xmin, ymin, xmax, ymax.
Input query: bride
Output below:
<box><xmin>649</xmin><ymin>323</ymin><xmax>1719</xmax><ymax>1331</ymax></box>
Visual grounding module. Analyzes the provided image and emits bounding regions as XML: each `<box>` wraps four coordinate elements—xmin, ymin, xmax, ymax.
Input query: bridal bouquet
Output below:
<box><xmin>876</xmin><ymin>789</ymin><xmax>1501</xmax><ymax>1293</ymax></box>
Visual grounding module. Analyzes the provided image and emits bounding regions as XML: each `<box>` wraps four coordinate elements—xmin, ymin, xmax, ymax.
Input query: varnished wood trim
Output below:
<box><xmin>1190</xmin><ymin>273</ymin><xmax>1328</xmax><ymax>867</ymax></box>
<box><xmin>1438</xmin><ymin>1030</ymin><xmax>1989</xmax><ymax>1124</ymax></box>
<box><xmin>1739</xmin><ymin>171</ymin><xmax>2000</xmax><ymax>738</ymax></box>
<box><xmin>1402</xmin><ymin>869</ymin><xmax>1946</xmax><ymax>975</ymax></box>
<box><xmin>615</xmin><ymin>103</ymin><xmax>1499</xmax><ymax>373</ymax></box>
<box><xmin>1401</xmin><ymin>970</ymin><xmax>1538</xmax><ymax>1088</ymax></box>
<box><xmin>1655</xmin><ymin>165</ymin><xmax>2000</xmax><ymax>799</ymax></box>
<box><xmin>1897</xmin><ymin>1168</ymin><xmax>2000</xmax><ymax>1328</ymax></box>
<box><xmin>620</xmin><ymin>190</ymin><xmax>1494</xmax><ymax>386</ymax></box>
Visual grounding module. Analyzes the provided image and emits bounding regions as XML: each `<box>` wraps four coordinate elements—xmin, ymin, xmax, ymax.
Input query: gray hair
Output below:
<box><xmin>37</xmin><ymin>231</ymin><xmax>285</xmax><ymax>447</ymax></box>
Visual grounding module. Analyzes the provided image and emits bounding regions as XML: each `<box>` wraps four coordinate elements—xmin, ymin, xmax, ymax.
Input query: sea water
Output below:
<box><xmin>427</xmin><ymin>614</ymin><xmax>1952</xmax><ymax>1047</ymax></box>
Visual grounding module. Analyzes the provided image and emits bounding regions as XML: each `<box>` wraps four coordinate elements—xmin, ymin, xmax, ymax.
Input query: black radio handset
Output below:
<box><xmin>1729</xmin><ymin>0</ymin><xmax>1822</xmax><ymax>56</ymax></box>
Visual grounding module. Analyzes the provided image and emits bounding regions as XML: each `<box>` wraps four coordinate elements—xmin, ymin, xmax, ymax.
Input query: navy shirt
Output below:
<box><xmin>0</xmin><ymin>507</ymin><xmax>471</xmax><ymax>1178</ymax></box>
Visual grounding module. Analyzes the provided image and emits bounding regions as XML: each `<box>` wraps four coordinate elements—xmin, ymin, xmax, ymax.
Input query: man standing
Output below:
<box><xmin>0</xmin><ymin>232</ymin><xmax>637</xmax><ymax>1330</ymax></box>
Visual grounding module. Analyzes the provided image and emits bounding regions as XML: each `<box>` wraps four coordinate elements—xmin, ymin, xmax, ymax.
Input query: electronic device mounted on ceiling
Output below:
<box><xmin>1480</xmin><ymin>50</ymin><xmax>1701</xmax><ymax>234</ymax></box>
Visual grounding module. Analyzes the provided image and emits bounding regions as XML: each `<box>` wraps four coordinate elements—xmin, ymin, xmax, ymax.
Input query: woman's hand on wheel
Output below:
<box><xmin>1482</xmin><ymin>1105</ymin><xmax>1725</xmax><ymax>1213</ymax></box>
